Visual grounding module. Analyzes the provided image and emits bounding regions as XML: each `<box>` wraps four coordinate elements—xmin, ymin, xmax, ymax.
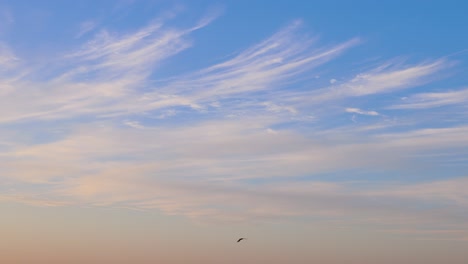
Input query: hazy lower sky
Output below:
<box><xmin>1</xmin><ymin>0</ymin><xmax>467</xmax><ymax>263</ymax></box>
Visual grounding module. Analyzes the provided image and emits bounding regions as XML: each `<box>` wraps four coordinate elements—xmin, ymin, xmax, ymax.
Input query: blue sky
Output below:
<box><xmin>1</xmin><ymin>0</ymin><xmax>468</xmax><ymax>263</ymax></box>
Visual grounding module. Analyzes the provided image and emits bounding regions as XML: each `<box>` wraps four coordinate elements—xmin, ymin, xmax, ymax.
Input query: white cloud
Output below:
<box><xmin>67</xmin><ymin>20</ymin><xmax>193</xmax><ymax>75</ymax></box>
<box><xmin>342</xmin><ymin>60</ymin><xmax>447</xmax><ymax>96</ymax></box>
<box><xmin>345</xmin><ymin>107</ymin><xmax>379</xmax><ymax>116</ymax></box>
<box><xmin>262</xmin><ymin>102</ymin><xmax>297</xmax><ymax>114</ymax></box>
<box><xmin>0</xmin><ymin>10</ymin><xmax>467</xmax><ymax>239</ymax></box>
<box><xmin>0</xmin><ymin>19</ymin><xmax>359</xmax><ymax>124</ymax></box>
<box><xmin>0</xmin><ymin>117</ymin><xmax>467</xmax><ymax>239</ymax></box>
<box><xmin>376</xmin><ymin>126</ymin><xmax>468</xmax><ymax>148</ymax></box>
<box><xmin>389</xmin><ymin>87</ymin><xmax>468</xmax><ymax>109</ymax></box>
<box><xmin>308</xmin><ymin>60</ymin><xmax>449</xmax><ymax>103</ymax></box>
<box><xmin>123</xmin><ymin>120</ymin><xmax>144</xmax><ymax>129</ymax></box>
<box><xmin>0</xmin><ymin>16</ymin><xmax>205</xmax><ymax>123</ymax></box>
<box><xmin>159</xmin><ymin>21</ymin><xmax>359</xmax><ymax>104</ymax></box>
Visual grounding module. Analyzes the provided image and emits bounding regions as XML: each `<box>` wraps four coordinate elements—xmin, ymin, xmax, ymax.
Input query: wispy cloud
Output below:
<box><xmin>342</xmin><ymin>60</ymin><xmax>448</xmax><ymax>96</ymax></box>
<box><xmin>0</xmin><ymin>43</ymin><xmax>18</xmax><ymax>68</ymax></box>
<box><xmin>158</xmin><ymin>20</ymin><xmax>360</xmax><ymax>105</ymax></box>
<box><xmin>0</xmin><ymin>9</ymin><xmax>467</xmax><ymax>240</ymax></box>
<box><xmin>0</xmin><ymin>14</ymin><xmax>206</xmax><ymax>123</ymax></box>
<box><xmin>0</xmin><ymin>116</ymin><xmax>467</xmax><ymax>240</ymax></box>
<box><xmin>390</xmin><ymin>87</ymin><xmax>468</xmax><ymax>109</ymax></box>
<box><xmin>309</xmin><ymin>59</ymin><xmax>449</xmax><ymax>103</ymax></box>
<box><xmin>75</xmin><ymin>20</ymin><xmax>97</xmax><ymax>39</ymax></box>
<box><xmin>373</xmin><ymin>176</ymin><xmax>468</xmax><ymax>206</ymax></box>
<box><xmin>0</xmin><ymin>19</ymin><xmax>360</xmax><ymax>124</ymax></box>
<box><xmin>68</xmin><ymin>21</ymin><xmax>190</xmax><ymax>75</ymax></box>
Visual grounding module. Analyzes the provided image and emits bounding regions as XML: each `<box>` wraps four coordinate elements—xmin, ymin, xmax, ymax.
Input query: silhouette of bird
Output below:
<box><xmin>237</xmin><ymin>238</ymin><xmax>246</xmax><ymax>243</ymax></box>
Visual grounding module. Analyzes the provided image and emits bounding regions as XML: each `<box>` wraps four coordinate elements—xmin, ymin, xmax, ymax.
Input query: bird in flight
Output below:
<box><xmin>237</xmin><ymin>238</ymin><xmax>247</xmax><ymax>243</ymax></box>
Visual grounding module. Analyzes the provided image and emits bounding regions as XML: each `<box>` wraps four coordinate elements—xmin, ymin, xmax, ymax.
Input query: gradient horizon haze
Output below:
<box><xmin>1</xmin><ymin>1</ymin><xmax>468</xmax><ymax>263</ymax></box>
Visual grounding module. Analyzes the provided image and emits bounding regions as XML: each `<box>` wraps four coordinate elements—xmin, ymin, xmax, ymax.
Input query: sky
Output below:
<box><xmin>1</xmin><ymin>0</ymin><xmax>468</xmax><ymax>263</ymax></box>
